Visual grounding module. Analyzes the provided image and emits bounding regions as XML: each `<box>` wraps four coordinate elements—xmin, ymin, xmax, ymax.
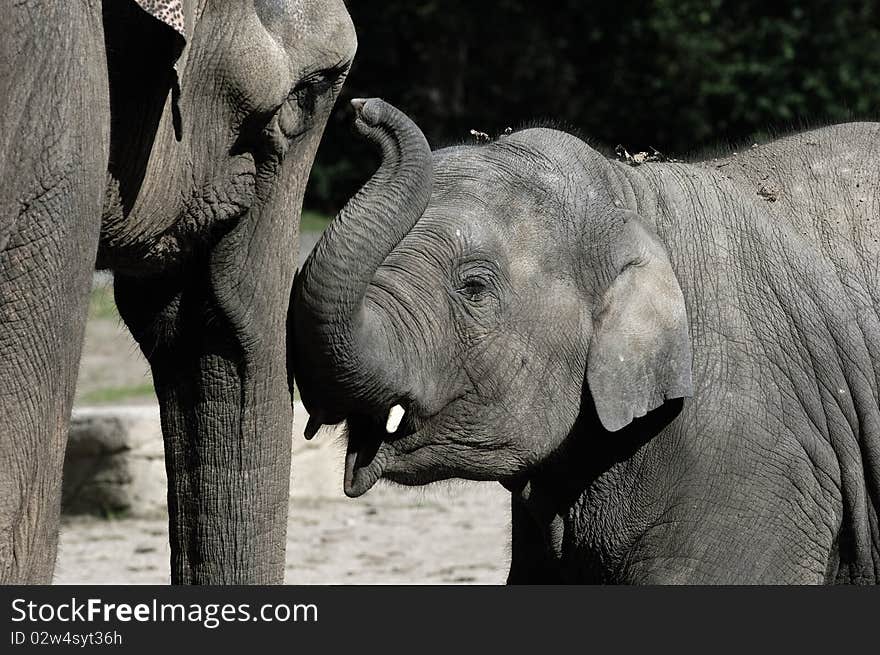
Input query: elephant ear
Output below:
<box><xmin>587</xmin><ymin>213</ymin><xmax>693</xmax><ymax>432</ymax></box>
<box><xmin>133</xmin><ymin>1</ymin><xmax>186</xmax><ymax>39</ymax></box>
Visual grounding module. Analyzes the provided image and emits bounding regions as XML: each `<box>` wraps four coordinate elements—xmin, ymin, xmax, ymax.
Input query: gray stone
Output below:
<box><xmin>63</xmin><ymin>406</ymin><xmax>165</xmax><ymax>517</ymax></box>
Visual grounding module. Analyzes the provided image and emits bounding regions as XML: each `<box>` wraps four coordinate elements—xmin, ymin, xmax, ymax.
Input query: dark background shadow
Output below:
<box><xmin>305</xmin><ymin>0</ymin><xmax>880</xmax><ymax>215</ymax></box>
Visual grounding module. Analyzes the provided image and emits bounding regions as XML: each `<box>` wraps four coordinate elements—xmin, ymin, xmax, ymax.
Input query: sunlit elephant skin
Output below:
<box><xmin>293</xmin><ymin>100</ymin><xmax>880</xmax><ymax>584</ymax></box>
<box><xmin>0</xmin><ymin>0</ymin><xmax>355</xmax><ymax>584</ymax></box>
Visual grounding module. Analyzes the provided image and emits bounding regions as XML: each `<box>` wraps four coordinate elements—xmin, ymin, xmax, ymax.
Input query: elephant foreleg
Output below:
<box><xmin>0</xmin><ymin>0</ymin><xmax>109</xmax><ymax>583</ymax></box>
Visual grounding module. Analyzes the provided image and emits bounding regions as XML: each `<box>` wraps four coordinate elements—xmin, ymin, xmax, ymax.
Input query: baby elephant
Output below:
<box><xmin>292</xmin><ymin>99</ymin><xmax>880</xmax><ymax>584</ymax></box>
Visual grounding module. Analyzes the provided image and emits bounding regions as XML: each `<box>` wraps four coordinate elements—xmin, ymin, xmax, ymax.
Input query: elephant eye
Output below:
<box><xmin>457</xmin><ymin>275</ymin><xmax>489</xmax><ymax>302</ymax></box>
<box><xmin>290</xmin><ymin>61</ymin><xmax>350</xmax><ymax>112</ymax></box>
<box><xmin>271</xmin><ymin>61</ymin><xmax>351</xmax><ymax>146</ymax></box>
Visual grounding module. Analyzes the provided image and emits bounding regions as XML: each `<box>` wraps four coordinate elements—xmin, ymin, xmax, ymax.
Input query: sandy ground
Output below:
<box><xmin>60</xmin><ymin>233</ymin><xmax>511</xmax><ymax>584</ymax></box>
<box><xmin>56</xmin><ymin>482</ymin><xmax>511</xmax><ymax>585</ymax></box>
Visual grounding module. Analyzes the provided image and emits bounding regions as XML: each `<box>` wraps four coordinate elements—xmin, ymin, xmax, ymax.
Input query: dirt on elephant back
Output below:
<box><xmin>59</xmin><ymin>262</ymin><xmax>511</xmax><ymax>584</ymax></box>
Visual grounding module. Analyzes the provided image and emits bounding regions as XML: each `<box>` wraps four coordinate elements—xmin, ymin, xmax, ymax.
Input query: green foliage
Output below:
<box><xmin>98</xmin><ymin>506</ymin><xmax>131</xmax><ymax>521</ymax></box>
<box><xmin>80</xmin><ymin>383</ymin><xmax>155</xmax><ymax>404</ymax></box>
<box><xmin>306</xmin><ymin>0</ymin><xmax>880</xmax><ymax>212</ymax></box>
<box><xmin>300</xmin><ymin>210</ymin><xmax>332</xmax><ymax>233</ymax></box>
<box><xmin>88</xmin><ymin>284</ymin><xmax>119</xmax><ymax>321</ymax></box>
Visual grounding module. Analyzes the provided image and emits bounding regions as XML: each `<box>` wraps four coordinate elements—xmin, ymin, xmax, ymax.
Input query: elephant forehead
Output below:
<box><xmin>434</xmin><ymin>159</ymin><xmax>560</xmax><ymax>220</ymax></box>
<box><xmin>206</xmin><ymin>1</ymin><xmax>354</xmax><ymax>115</ymax></box>
<box><xmin>255</xmin><ymin>0</ymin><xmax>355</xmax><ymax>58</ymax></box>
<box><xmin>401</xmin><ymin>204</ymin><xmax>572</xmax><ymax>286</ymax></box>
<box><xmin>428</xmin><ymin>143</ymin><xmax>586</xmax><ymax>273</ymax></box>
<box><xmin>440</xmin><ymin>142</ymin><xmax>579</xmax><ymax>206</ymax></box>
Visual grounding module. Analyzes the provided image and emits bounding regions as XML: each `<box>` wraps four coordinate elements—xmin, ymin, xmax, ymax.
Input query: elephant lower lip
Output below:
<box><xmin>343</xmin><ymin>431</ymin><xmax>386</xmax><ymax>498</ymax></box>
<box><xmin>340</xmin><ymin>408</ymin><xmax>430</xmax><ymax>497</ymax></box>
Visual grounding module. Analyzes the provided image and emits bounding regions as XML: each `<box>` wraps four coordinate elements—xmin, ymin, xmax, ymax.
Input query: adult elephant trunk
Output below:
<box><xmin>115</xmin><ymin>149</ymin><xmax>301</xmax><ymax>583</ymax></box>
<box><xmin>292</xmin><ymin>99</ymin><xmax>432</xmax><ymax>423</ymax></box>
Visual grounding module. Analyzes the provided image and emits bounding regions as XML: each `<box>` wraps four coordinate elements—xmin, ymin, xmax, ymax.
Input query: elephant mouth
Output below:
<box><xmin>343</xmin><ymin>405</ymin><xmax>418</xmax><ymax>497</ymax></box>
<box><xmin>343</xmin><ymin>416</ymin><xmax>388</xmax><ymax>498</ymax></box>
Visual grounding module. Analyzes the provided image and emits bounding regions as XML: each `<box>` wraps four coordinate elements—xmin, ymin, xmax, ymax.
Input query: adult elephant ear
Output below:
<box><xmin>587</xmin><ymin>211</ymin><xmax>693</xmax><ymax>432</ymax></box>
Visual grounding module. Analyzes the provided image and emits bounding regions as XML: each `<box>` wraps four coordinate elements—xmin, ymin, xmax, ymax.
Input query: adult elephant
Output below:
<box><xmin>293</xmin><ymin>100</ymin><xmax>880</xmax><ymax>584</ymax></box>
<box><xmin>0</xmin><ymin>0</ymin><xmax>355</xmax><ymax>583</ymax></box>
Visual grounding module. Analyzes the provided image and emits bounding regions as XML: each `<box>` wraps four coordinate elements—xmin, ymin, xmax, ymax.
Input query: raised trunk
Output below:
<box><xmin>292</xmin><ymin>99</ymin><xmax>432</xmax><ymax>421</ymax></box>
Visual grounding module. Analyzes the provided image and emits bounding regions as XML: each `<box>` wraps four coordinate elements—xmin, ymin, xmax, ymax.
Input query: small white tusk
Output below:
<box><xmin>386</xmin><ymin>404</ymin><xmax>405</xmax><ymax>434</ymax></box>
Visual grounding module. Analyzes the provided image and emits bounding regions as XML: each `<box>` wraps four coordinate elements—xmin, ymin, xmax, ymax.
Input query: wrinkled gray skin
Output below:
<box><xmin>0</xmin><ymin>0</ymin><xmax>355</xmax><ymax>583</ymax></box>
<box><xmin>294</xmin><ymin>100</ymin><xmax>880</xmax><ymax>584</ymax></box>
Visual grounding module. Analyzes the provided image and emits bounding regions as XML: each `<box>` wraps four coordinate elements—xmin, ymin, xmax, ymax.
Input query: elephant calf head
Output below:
<box><xmin>293</xmin><ymin>100</ymin><xmax>693</xmax><ymax>497</ymax></box>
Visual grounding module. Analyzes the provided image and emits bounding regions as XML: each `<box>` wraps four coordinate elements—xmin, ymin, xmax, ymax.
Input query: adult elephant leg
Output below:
<box><xmin>0</xmin><ymin>1</ymin><xmax>108</xmax><ymax>582</ymax></box>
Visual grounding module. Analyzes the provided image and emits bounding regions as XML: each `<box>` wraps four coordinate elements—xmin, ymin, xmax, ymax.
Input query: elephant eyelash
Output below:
<box><xmin>456</xmin><ymin>275</ymin><xmax>492</xmax><ymax>302</ymax></box>
<box><xmin>285</xmin><ymin>62</ymin><xmax>350</xmax><ymax>118</ymax></box>
<box><xmin>291</xmin><ymin>61</ymin><xmax>350</xmax><ymax>98</ymax></box>
<box><xmin>454</xmin><ymin>258</ymin><xmax>504</xmax><ymax>304</ymax></box>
